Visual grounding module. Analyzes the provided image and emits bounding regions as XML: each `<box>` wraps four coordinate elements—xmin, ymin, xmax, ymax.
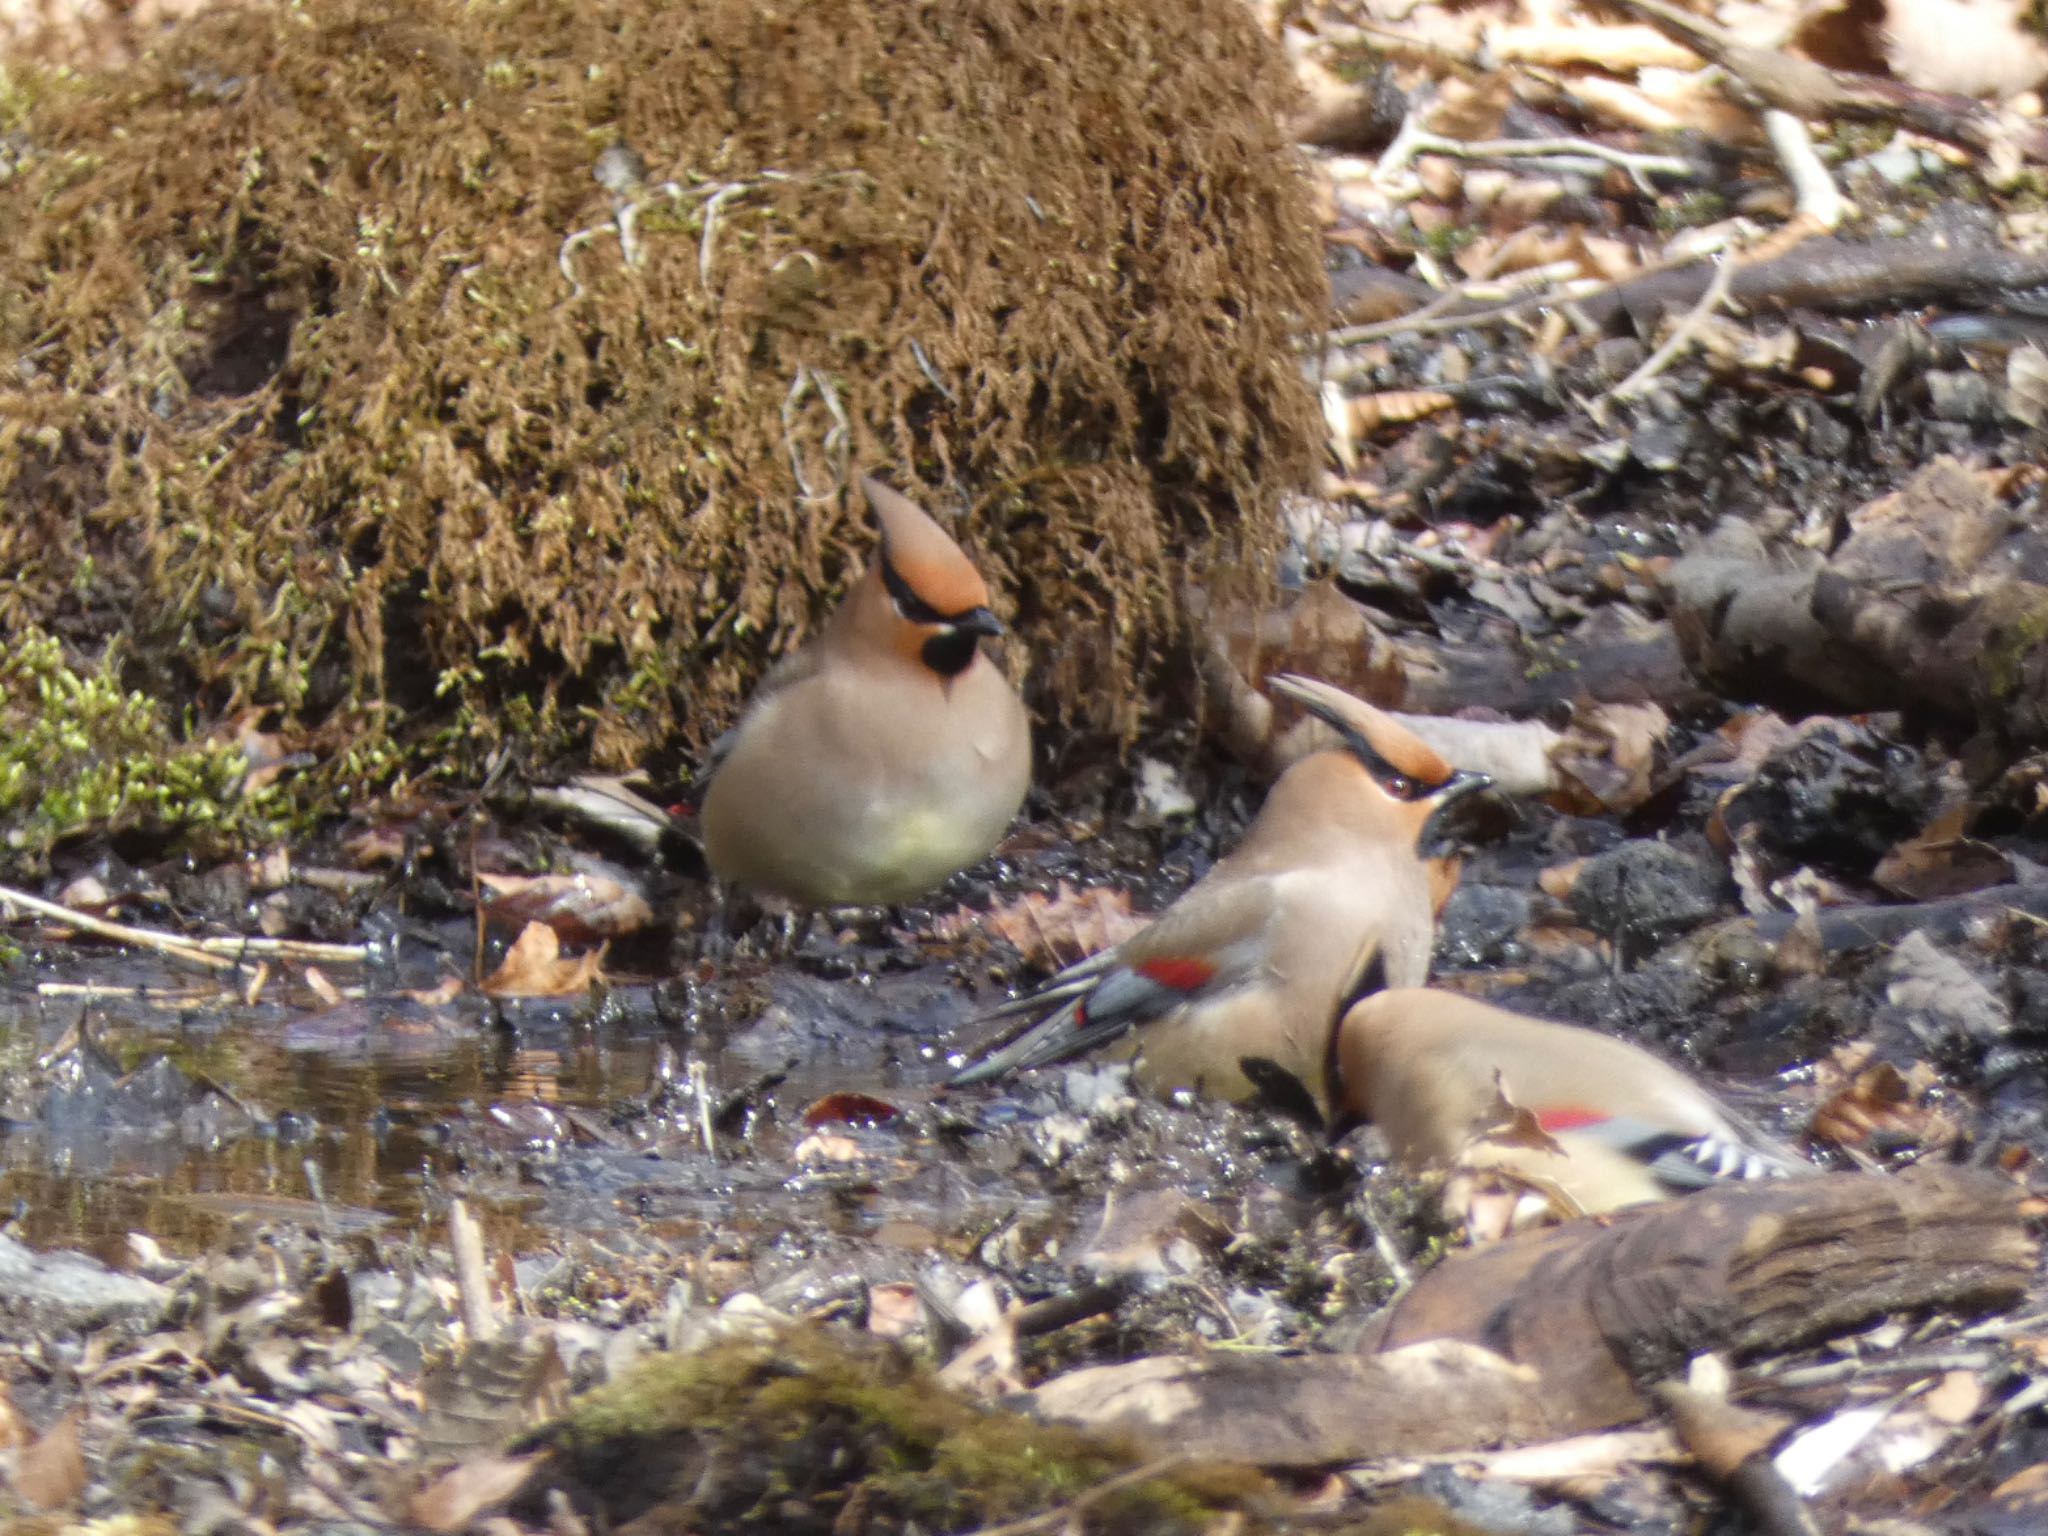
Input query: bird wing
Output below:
<box><xmin>690</xmin><ymin>644</ymin><xmax>828</xmax><ymax>794</ymax></box>
<box><xmin>1542</xmin><ymin>1105</ymin><xmax>1807</xmax><ymax>1192</ymax></box>
<box><xmin>949</xmin><ymin>872</ymin><xmax>1280</xmax><ymax>1086</ymax></box>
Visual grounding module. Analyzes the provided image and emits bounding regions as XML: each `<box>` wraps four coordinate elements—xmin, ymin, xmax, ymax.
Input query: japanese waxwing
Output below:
<box><xmin>1336</xmin><ymin>988</ymin><xmax>1808</xmax><ymax>1217</ymax></box>
<box><xmin>699</xmin><ymin>476</ymin><xmax>1032</xmax><ymax>907</ymax></box>
<box><xmin>950</xmin><ymin>675</ymin><xmax>1492</xmax><ymax>1107</ymax></box>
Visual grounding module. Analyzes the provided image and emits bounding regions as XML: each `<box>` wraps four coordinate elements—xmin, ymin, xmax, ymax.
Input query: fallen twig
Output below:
<box><xmin>449</xmin><ymin>1198</ymin><xmax>500</xmax><ymax>1345</ymax></box>
<box><xmin>0</xmin><ymin>883</ymin><xmax>240</xmax><ymax>972</ymax></box>
<box><xmin>1602</xmin><ymin>252</ymin><xmax>1738</xmax><ymax>404</ymax></box>
<box><xmin>1764</xmin><ymin>110</ymin><xmax>1846</xmax><ymax>232</ymax></box>
<box><xmin>1377</xmin><ymin>118</ymin><xmax>1696</xmax><ymax>194</ymax></box>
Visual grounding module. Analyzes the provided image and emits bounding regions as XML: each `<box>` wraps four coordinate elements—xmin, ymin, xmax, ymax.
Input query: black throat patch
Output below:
<box><xmin>882</xmin><ymin>555</ymin><xmax>982</xmax><ymax>677</ymax></box>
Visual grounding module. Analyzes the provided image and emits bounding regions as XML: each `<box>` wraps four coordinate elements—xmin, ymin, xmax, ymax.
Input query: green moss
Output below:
<box><xmin>540</xmin><ymin>1325</ymin><xmax>1270</xmax><ymax>1533</ymax></box>
<box><xmin>0</xmin><ymin>628</ymin><xmax>289</xmax><ymax>869</ymax></box>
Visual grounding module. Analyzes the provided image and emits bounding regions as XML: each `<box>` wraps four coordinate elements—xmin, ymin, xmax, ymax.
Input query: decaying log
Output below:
<box><xmin>1667</xmin><ymin>458</ymin><xmax>2048</xmax><ymax>741</ymax></box>
<box><xmin>1027</xmin><ymin>1168</ymin><xmax>2033</xmax><ymax>1468</ymax></box>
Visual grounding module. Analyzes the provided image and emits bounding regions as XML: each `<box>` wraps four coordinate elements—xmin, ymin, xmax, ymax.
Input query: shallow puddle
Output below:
<box><xmin>0</xmin><ymin>936</ymin><xmax>1006</xmax><ymax>1258</ymax></box>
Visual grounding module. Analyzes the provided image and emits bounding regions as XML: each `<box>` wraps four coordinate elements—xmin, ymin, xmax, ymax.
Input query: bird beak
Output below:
<box><xmin>1419</xmin><ymin>768</ymin><xmax>1492</xmax><ymax>853</ymax></box>
<box><xmin>951</xmin><ymin>607</ymin><xmax>1004</xmax><ymax>638</ymax></box>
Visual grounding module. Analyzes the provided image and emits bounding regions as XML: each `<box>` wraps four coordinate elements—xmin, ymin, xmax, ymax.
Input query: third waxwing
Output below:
<box><xmin>949</xmin><ymin>676</ymin><xmax>1491</xmax><ymax>1108</ymax></box>
<box><xmin>699</xmin><ymin>477</ymin><xmax>1032</xmax><ymax>908</ymax></box>
<box><xmin>1336</xmin><ymin>988</ymin><xmax>1809</xmax><ymax>1216</ymax></box>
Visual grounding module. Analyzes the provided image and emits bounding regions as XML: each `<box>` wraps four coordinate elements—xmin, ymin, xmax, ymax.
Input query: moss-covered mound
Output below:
<box><xmin>0</xmin><ymin>0</ymin><xmax>1325</xmax><ymax>789</ymax></box>
<box><xmin>524</xmin><ymin>1327</ymin><xmax>1270</xmax><ymax>1533</ymax></box>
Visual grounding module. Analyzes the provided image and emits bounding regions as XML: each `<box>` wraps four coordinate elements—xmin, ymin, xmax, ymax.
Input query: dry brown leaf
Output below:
<box><xmin>480</xmin><ymin>922</ymin><xmax>607</xmax><ymax>999</ymax></box>
<box><xmin>343</xmin><ymin>825</ymin><xmax>410</xmax><ymax>868</ymax></box>
<box><xmin>478</xmin><ymin>870</ymin><xmax>654</xmax><ymax>942</ymax></box>
<box><xmin>12</xmin><ymin>1408</ymin><xmax>85</xmax><ymax>1511</ymax></box>
<box><xmin>406</xmin><ymin>974</ymin><xmax>467</xmax><ymax>1006</ymax></box>
<box><xmin>1873</xmin><ymin>805</ymin><xmax>2014</xmax><ymax>900</ymax></box>
<box><xmin>1772</xmin><ymin>909</ymin><xmax>1826</xmax><ymax>979</ymax></box>
<box><xmin>1551</xmin><ymin>701</ymin><xmax>1670</xmax><ymax>814</ymax></box>
<box><xmin>407</xmin><ymin>1452</ymin><xmax>545</xmax><ymax>1532</ymax></box>
<box><xmin>1808</xmin><ymin>1048</ymin><xmax>1956</xmax><ymax>1150</ymax></box>
<box><xmin>1923</xmin><ymin>1369</ymin><xmax>1987</xmax><ymax>1425</ymax></box>
<box><xmin>938</xmin><ymin>1284</ymin><xmax>1026</xmax><ymax>1399</ymax></box>
<box><xmin>791</xmin><ymin>1131</ymin><xmax>868</xmax><ymax>1166</ymax></box>
<box><xmin>867</xmin><ymin>1282</ymin><xmax>924</xmax><ymax>1341</ymax></box>
<box><xmin>1537</xmin><ymin>859</ymin><xmax>1585</xmax><ymax>901</ymax></box>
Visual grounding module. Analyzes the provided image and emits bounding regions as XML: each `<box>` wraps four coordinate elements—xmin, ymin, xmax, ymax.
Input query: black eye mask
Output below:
<box><xmin>880</xmin><ymin>554</ymin><xmax>1002</xmax><ymax>677</ymax></box>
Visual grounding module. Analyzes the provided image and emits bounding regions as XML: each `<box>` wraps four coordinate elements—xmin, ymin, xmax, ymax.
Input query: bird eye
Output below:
<box><xmin>1382</xmin><ymin>773</ymin><xmax>1417</xmax><ymax>799</ymax></box>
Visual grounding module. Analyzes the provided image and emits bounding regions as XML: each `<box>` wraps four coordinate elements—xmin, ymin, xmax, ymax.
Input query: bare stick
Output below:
<box><xmin>1603</xmin><ymin>254</ymin><xmax>1738</xmax><ymax>403</ymax></box>
<box><xmin>449</xmin><ymin>1198</ymin><xmax>499</xmax><ymax>1344</ymax></box>
<box><xmin>1763</xmin><ymin>110</ymin><xmax>1846</xmax><ymax>230</ymax></box>
<box><xmin>0</xmin><ymin>883</ymin><xmax>239</xmax><ymax>972</ymax></box>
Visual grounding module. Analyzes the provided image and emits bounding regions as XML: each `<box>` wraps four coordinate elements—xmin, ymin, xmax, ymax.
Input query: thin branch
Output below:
<box><xmin>0</xmin><ymin>883</ymin><xmax>241</xmax><ymax>972</ymax></box>
<box><xmin>1763</xmin><ymin>110</ymin><xmax>1846</xmax><ymax>231</ymax></box>
<box><xmin>1603</xmin><ymin>254</ymin><xmax>1739</xmax><ymax>404</ymax></box>
<box><xmin>1379</xmin><ymin>121</ymin><xmax>1695</xmax><ymax>194</ymax></box>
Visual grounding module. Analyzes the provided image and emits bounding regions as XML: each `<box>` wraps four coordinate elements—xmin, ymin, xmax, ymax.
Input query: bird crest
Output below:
<box><xmin>860</xmin><ymin>476</ymin><xmax>992</xmax><ymax>621</ymax></box>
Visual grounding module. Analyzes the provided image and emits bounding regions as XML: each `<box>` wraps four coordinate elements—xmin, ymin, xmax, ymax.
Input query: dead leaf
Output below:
<box><xmin>480</xmin><ymin>923</ymin><xmax>607</xmax><ymax>999</ymax></box>
<box><xmin>1873</xmin><ymin>806</ymin><xmax>2014</xmax><ymax>899</ymax></box>
<box><xmin>867</xmin><ymin>1283</ymin><xmax>924</xmax><ymax>1341</ymax></box>
<box><xmin>1923</xmin><ymin>1369</ymin><xmax>1987</xmax><ymax>1425</ymax></box>
<box><xmin>791</xmin><ymin>1131</ymin><xmax>867</xmax><ymax>1166</ymax></box>
<box><xmin>12</xmin><ymin>1408</ymin><xmax>85</xmax><ymax>1510</ymax></box>
<box><xmin>1771</xmin><ymin>909</ymin><xmax>1826</xmax><ymax>979</ymax></box>
<box><xmin>937</xmin><ymin>1281</ymin><xmax>1026</xmax><ymax>1398</ymax></box>
<box><xmin>343</xmin><ymin>824</ymin><xmax>410</xmax><ymax>868</ymax></box>
<box><xmin>1206</xmin><ymin>577</ymin><xmax>1409</xmax><ymax>751</ymax></box>
<box><xmin>1807</xmin><ymin>1048</ymin><xmax>1957</xmax><ymax>1151</ymax></box>
<box><xmin>1551</xmin><ymin>701</ymin><xmax>1670</xmax><ymax>814</ymax></box>
<box><xmin>406</xmin><ymin>974</ymin><xmax>467</xmax><ymax>1006</ymax></box>
<box><xmin>478</xmin><ymin>870</ymin><xmax>653</xmax><ymax>942</ymax></box>
<box><xmin>408</xmin><ymin>1453</ymin><xmax>545</xmax><ymax>1532</ymax></box>
<box><xmin>54</xmin><ymin>875</ymin><xmax>114</xmax><ymax>912</ymax></box>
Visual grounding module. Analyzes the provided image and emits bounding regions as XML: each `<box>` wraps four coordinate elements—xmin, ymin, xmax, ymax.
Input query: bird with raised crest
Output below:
<box><xmin>949</xmin><ymin>675</ymin><xmax>1490</xmax><ymax>1109</ymax></box>
<box><xmin>699</xmin><ymin>476</ymin><xmax>1032</xmax><ymax>909</ymax></box>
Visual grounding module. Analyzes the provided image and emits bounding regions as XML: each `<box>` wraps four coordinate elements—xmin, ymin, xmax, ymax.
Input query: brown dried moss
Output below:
<box><xmin>0</xmin><ymin>0</ymin><xmax>1325</xmax><ymax>782</ymax></box>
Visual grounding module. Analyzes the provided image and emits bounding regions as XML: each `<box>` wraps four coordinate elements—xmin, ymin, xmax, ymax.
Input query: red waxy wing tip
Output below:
<box><xmin>1134</xmin><ymin>957</ymin><xmax>1216</xmax><ymax>992</ymax></box>
<box><xmin>1535</xmin><ymin>1106</ymin><xmax>1611</xmax><ymax>1133</ymax></box>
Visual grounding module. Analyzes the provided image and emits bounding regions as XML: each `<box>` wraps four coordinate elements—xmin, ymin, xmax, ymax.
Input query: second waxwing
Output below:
<box><xmin>699</xmin><ymin>477</ymin><xmax>1032</xmax><ymax>908</ymax></box>
<box><xmin>949</xmin><ymin>675</ymin><xmax>1491</xmax><ymax>1109</ymax></box>
<box><xmin>1336</xmin><ymin>988</ymin><xmax>1809</xmax><ymax>1216</ymax></box>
